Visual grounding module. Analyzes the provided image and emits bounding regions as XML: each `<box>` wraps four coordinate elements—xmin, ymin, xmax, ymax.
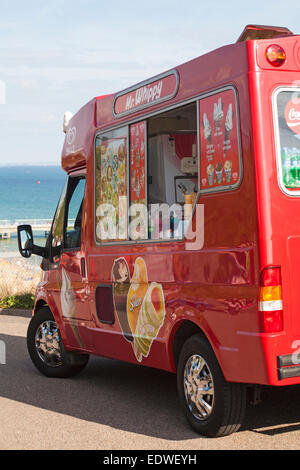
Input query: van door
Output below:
<box><xmin>52</xmin><ymin>175</ymin><xmax>91</xmax><ymax>349</ymax></box>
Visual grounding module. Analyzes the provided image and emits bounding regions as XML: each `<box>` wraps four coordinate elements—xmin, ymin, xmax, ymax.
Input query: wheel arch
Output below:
<box><xmin>171</xmin><ymin>320</ymin><xmax>211</xmax><ymax>371</ymax></box>
<box><xmin>33</xmin><ymin>295</ymin><xmax>69</xmax><ymax>347</ymax></box>
<box><xmin>34</xmin><ymin>299</ymin><xmax>48</xmax><ymax>313</ymax></box>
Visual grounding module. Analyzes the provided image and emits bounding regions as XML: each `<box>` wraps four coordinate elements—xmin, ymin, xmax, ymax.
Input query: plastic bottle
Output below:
<box><xmin>283</xmin><ymin>148</ymin><xmax>291</xmax><ymax>187</ymax></box>
<box><xmin>290</xmin><ymin>150</ymin><xmax>297</xmax><ymax>186</ymax></box>
<box><xmin>281</xmin><ymin>147</ymin><xmax>287</xmax><ymax>185</ymax></box>
<box><xmin>295</xmin><ymin>148</ymin><xmax>300</xmax><ymax>186</ymax></box>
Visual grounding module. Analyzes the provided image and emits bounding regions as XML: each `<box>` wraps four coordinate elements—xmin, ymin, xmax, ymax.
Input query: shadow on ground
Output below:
<box><xmin>0</xmin><ymin>331</ymin><xmax>196</xmax><ymax>440</ymax></box>
<box><xmin>0</xmin><ymin>308</ymin><xmax>31</xmax><ymax>318</ymax></box>
<box><xmin>242</xmin><ymin>385</ymin><xmax>300</xmax><ymax>436</ymax></box>
<box><xmin>1</xmin><ymin>326</ymin><xmax>300</xmax><ymax>440</ymax></box>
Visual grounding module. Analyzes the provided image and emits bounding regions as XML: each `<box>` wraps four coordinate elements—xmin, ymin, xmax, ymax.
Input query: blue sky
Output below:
<box><xmin>0</xmin><ymin>0</ymin><xmax>299</xmax><ymax>165</ymax></box>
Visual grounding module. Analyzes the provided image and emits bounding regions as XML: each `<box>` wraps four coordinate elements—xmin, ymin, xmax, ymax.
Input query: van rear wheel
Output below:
<box><xmin>27</xmin><ymin>306</ymin><xmax>89</xmax><ymax>378</ymax></box>
<box><xmin>177</xmin><ymin>334</ymin><xmax>246</xmax><ymax>437</ymax></box>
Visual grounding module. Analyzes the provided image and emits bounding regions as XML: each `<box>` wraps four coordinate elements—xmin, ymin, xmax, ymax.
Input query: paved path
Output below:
<box><xmin>0</xmin><ymin>310</ymin><xmax>300</xmax><ymax>450</ymax></box>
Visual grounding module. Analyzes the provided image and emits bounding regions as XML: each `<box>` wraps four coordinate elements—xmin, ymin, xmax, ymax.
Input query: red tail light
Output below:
<box><xmin>265</xmin><ymin>44</ymin><xmax>286</xmax><ymax>67</ymax></box>
<box><xmin>259</xmin><ymin>266</ymin><xmax>283</xmax><ymax>333</ymax></box>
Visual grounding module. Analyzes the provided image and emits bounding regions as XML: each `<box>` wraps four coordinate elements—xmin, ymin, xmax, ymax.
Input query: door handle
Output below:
<box><xmin>81</xmin><ymin>258</ymin><xmax>86</xmax><ymax>278</ymax></box>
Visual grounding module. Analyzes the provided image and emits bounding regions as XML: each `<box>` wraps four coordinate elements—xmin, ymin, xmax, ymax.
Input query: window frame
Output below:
<box><xmin>62</xmin><ymin>175</ymin><xmax>86</xmax><ymax>251</ymax></box>
<box><xmin>198</xmin><ymin>87</ymin><xmax>243</xmax><ymax>195</ymax></box>
<box><xmin>129</xmin><ymin>119</ymin><xmax>148</xmax><ymax>241</ymax></box>
<box><xmin>273</xmin><ymin>86</ymin><xmax>300</xmax><ymax>197</ymax></box>
<box><xmin>94</xmin><ymin>125</ymin><xmax>130</xmax><ymax>243</ymax></box>
<box><xmin>94</xmin><ymin>85</ymin><xmax>243</xmax><ymax>246</ymax></box>
<box><xmin>50</xmin><ymin>178</ymin><xmax>68</xmax><ymax>261</ymax></box>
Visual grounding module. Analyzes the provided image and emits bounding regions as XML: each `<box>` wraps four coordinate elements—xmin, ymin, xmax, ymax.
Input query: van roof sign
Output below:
<box><xmin>113</xmin><ymin>70</ymin><xmax>179</xmax><ymax>118</ymax></box>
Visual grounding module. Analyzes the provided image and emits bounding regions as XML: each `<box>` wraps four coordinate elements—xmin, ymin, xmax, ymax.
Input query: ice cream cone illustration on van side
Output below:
<box><xmin>112</xmin><ymin>257</ymin><xmax>133</xmax><ymax>342</ymax></box>
<box><xmin>224</xmin><ymin>103</ymin><xmax>234</xmax><ymax>159</ymax></box>
<box><xmin>215</xmin><ymin>162</ymin><xmax>223</xmax><ymax>184</ymax></box>
<box><xmin>126</xmin><ymin>257</ymin><xmax>166</xmax><ymax>362</ymax></box>
<box><xmin>207</xmin><ymin>163</ymin><xmax>214</xmax><ymax>186</ymax></box>
<box><xmin>126</xmin><ymin>257</ymin><xmax>149</xmax><ymax>338</ymax></box>
<box><xmin>133</xmin><ymin>282</ymin><xmax>166</xmax><ymax>362</ymax></box>
<box><xmin>203</xmin><ymin>112</ymin><xmax>212</xmax><ymax>146</ymax></box>
<box><xmin>224</xmin><ymin>160</ymin><xmax>232</xmax><ymax>182</ymax></box>
<box><xmin>224</xmin><ymin>103</ymin><xmax>233</xmax><ymax>143</ymax></box>
<box><xmin>60</xmin><ymin>268</ymin><xmax>85</xmax><ymax>349</ymax></box>
<box><xmin>213</xmin><ymin>97</ymin><xmax>224</xmax><ymax>147</ymax></box>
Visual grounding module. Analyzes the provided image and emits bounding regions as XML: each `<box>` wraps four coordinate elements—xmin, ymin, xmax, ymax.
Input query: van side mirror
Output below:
<box><xmin>17</xmin><ymin>225</ymin><xmax>34</xmax><ymax>258</ymax></box>
<box><xmin>17</xmin><ymin>225</ymin><xmax>47</xmax><ymax>258</ymax></box>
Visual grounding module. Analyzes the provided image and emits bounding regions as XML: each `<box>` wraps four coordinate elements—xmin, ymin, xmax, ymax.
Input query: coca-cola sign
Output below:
<box><xmin>285</xmin><ymin>98</ymin><xmax>300</xmax><ymax>135</ymax></box>
<box><xmin>114</xmin><ymin>70</ymin><xmax>179</xmax><ymax>117</ymax></box>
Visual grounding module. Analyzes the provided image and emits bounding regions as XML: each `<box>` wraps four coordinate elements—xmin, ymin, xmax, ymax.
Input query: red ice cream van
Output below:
<box><xmin>18</xmin><ymin>24</ymin><xmax>300</xmax><ymax>437</ymax></box>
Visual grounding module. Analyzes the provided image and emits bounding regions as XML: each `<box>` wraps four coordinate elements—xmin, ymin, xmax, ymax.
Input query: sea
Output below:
<box><xmin>0</xmin><ymin>165</ymin><xmax>66</xmax><ymax>258</ymax></box>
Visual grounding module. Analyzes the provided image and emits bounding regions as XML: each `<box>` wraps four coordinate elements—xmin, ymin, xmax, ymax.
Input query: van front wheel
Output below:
<box><xmin>177</xmin><ymin>334</ymin><xmax>246</xmax><ymax>437</ymax></box>
<box><xmin>27</xmin><ymin>306</ymin><xmax>89</xmax><ymax>378</ymax></box>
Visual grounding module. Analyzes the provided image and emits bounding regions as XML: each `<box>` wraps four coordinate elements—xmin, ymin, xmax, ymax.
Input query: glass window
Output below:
<box><xmin>199</xmin><ymin>88</ymin><xmax>241</xmax><ymax>192</ymax></box>
<box><xmin>147</xmin><ymin>102</ymin><xmax>198</xmax><ymax>240</ymax></box>
<box><xmin>129</xmin><ymin>121</ymin><xmax>148</xmax><ymax>240</ymax></box>
<box><xmin>64</xmin><ymin>177</ymin><xmax>86</xmax><ymax>249</ymax></box>
<box><xmin>95</xmin><ymin>127</ymin><xmax>128</xmax><ymax>242</ymax></box>
<box><xmin>274</xmin><ymin>88</ymin><xmax>300</xmax><ymax>195</ymax></box>
<box><xmin>51</xmin><ymin>180</ymin><xmax>68</xmax><ymax>256</ymax></box>
<box><xmin>94</xmin><ymin>90</ymin><xmax>242</xmax><ymax>245</ymax></box>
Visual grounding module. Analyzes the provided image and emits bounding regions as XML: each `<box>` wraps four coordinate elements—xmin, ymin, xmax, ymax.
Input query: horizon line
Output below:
<box><xmin>0</xmin><ymin>163</ymin><xmax>61</xmax><ymax>167</ymax></box>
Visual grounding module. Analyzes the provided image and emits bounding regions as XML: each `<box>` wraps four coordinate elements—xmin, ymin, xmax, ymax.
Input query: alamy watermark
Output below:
<box><xmin>0</xmin><ymin>340</ymin><xmax>6</xmax><ymax>364</ymax></box>
<box><xmin>96</xmin><ymin>202</ymin><xmax>204</xmax><ymax>251</ymax></box>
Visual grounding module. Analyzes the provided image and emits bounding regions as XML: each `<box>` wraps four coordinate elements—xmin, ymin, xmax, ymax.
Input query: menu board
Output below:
<box><xmin>130</xmin><ymin>121</ymin><xmax>146</xmax><ymax>203</ymax></box>
<box><xmin>95</xmin><ymin>136</ymin><xmax>127</xmax><ymax>241</ymax></box>
<box><xmin>199</xmin><ymin>89</ymin><xmax>240</xmax><ymax>190</ymax></box>
<box><xmin>130</xmin><ymin>121</ymin><xmax>147</xmax><ymax>239</ymax></box>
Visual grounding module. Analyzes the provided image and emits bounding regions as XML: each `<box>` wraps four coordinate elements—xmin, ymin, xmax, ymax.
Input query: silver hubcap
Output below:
<box><xmin>183</xmin><ymin>354</ymin><xmax>214</xmax><ymax>420</ymax></box>
<box><xmin>35</xmin><ymin>321</ymin><xmax>62</xmax><ymax>367</ymax></box>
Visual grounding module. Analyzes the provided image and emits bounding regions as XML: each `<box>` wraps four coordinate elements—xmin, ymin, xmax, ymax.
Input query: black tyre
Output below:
<box><xmin>177</xmin><ymin>334</ymin><xmax>246</xmax><ymax>437</ymax></box>
<box><xmin>27</xmin><ymin>306</ymin><xmax>89</xmax><ymax>378</ymax></box>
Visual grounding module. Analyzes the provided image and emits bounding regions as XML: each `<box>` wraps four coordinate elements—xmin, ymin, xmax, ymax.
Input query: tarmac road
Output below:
<box><xmin>0</xmin><ymin>310</ymin><xmax>300</xmax><ymax>450</ymax></box>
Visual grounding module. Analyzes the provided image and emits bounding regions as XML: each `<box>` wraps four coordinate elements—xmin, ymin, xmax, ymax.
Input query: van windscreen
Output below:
<box><xmin>275</xmin><ymin>88</ymin><xmax>300</xmax><ymax>194</ymax></box>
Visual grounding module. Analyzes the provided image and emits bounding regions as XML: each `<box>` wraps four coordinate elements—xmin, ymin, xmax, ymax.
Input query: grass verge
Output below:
<box><xmin>0</xmin><ymin>294</ymin><xmax>35</xmax><ymax>310</ymax></box>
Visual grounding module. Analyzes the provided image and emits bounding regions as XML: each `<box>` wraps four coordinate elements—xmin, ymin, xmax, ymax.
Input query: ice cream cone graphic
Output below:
<box><xmin>133</xmin><ymin>282</ymin><xmax>166</xmax><ymax>361</ymax></box>
<box><xmin>213</xmin><ymin>98</ymin><xmax>224</xmax><ymax>147</ymax></box>
<box><xmin>125</xmin><ymin>257</ymin><xmax>166</xmax><ymax>362</ymax></box>
<box><xmin>126</xmin><ymin>257</ymin><xmax>149</xmax><ymax>352</ymax></box>
<box><xmin>207</xmin><ymin>163</ymin><xmax>214</xmax><ymax>186</ymax></box>
<box><xmin>112</xmin><ymin>257</ymin><xmax>133</xmax><ymax>342</ymax></box>
<box><xmin>215</xmin><ymin>162</ymin><xmax>223</xmax><ymax>184</ymax></box>
<box><xmin>224</xmin><ymin>103</ymin><xmax>233</xmax><ymax>158</ymax></box>
<box><xmin>224</xmin><ymin>160</ymin><xmax>232</xmax><ymax>182</ymax></box>
<box><xmin>224</xmin><ymin>104</ymin><xmax>233</xmax><ymax>139</ymax></box>
<box><xmin>203</xmin><ymin>112</ymin><xmax>212</xmax><ymax>146</ymax></box>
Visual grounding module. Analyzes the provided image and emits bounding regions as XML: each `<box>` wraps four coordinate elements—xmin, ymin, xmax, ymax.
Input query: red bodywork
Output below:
<box><xmin>35</xmin><ymin>28</ymin><xmax>300</xmax><ymax>387</ymax></box>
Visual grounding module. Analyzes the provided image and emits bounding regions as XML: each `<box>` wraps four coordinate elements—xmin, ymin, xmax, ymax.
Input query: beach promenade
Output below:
<box><xmin>0</xmin><ymin>219</ymin><xmax>52</xmax><ymax>239</ymax></box>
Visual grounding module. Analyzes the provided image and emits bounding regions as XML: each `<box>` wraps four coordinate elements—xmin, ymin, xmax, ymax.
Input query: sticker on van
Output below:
<box><xmin>285</xmin><ymin>98</ymin><xmax>300</xmax><ymax>135</ymax></box>
<box><xmin>111</xmin><ymin>256</ymin><xmax>166</xmax><ymax>362</ymax></box>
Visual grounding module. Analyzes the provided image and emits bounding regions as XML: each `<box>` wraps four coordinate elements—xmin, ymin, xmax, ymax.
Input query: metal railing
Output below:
<box><xmin>0</xmin><ymin>254</ymin><xmax>41</xmax><ymax>298</ymax></box>
<box><xmin>0</xmin><ymin>219</ymin><xmax>75</xmax><ymax>238</ymax></box>
<box><xmin>0</xmin><ymin>219</ymin><xmax>53</xmax><ymax>229</ymax></box>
